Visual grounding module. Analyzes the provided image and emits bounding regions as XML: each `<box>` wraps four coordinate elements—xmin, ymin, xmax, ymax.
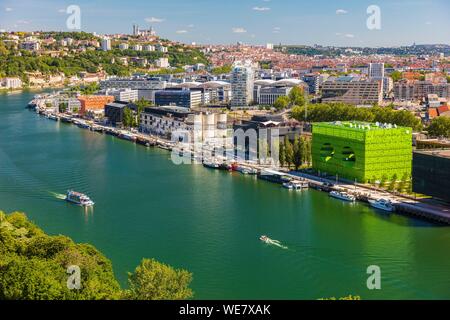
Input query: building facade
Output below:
<box><xmin>231</xmin><ymin>62</ymin><xmax>254</xmax><ymax>108</ymax></box>
<box><xmin>154</xmin><ymin>89</ymin><xmax>202</xmax><ymax>108</ymax></box>
<box><xmin>412</xmin><ymin>149</ymin><xmax>450</xmax><ymax>203</ymax></box>
<box><xmin>321</xmin><ymin>78</ymin><xmax>382</xmax><ymax>105</ymax></box>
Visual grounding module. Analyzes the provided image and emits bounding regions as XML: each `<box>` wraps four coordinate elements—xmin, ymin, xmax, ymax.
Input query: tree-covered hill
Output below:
<box><xmin>0</xmin><ymin>211</ymin><xmax>193</xmax><ymax>300</ymax></box>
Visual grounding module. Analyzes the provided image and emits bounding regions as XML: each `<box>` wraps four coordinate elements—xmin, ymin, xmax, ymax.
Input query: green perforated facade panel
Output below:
<box><xmin>312</xmin><ymin>122</ymin><xmax>412</xmax><ymax>183</ymax></box>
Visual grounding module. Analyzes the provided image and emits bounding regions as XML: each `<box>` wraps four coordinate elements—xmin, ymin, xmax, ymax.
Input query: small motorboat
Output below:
<box><xmin>329</xmin><ymin>190</ymin><xmax>356</xmax><ymax>202</ymax></box>
<box><xmin>369</xmin><ymin>198</ymin><xmax>395</xmax><ymax>212</ymax></box>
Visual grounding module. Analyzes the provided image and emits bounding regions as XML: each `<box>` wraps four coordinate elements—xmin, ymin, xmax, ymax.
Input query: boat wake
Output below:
<box><xmin>48</xmin><ymin>191</ymin><xmax>66</xmax><ymax>200</ymax></box>
<box><xmin>260</xmin><ymin>235</ymin><xmax>288</xmax><ymax>250</ymax></box>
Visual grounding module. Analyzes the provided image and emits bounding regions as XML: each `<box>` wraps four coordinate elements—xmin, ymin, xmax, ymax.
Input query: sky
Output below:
<box><xmin>0</xmin><ymin>0</ymin><xmax>449</xmax><ymax>47</ymax></box>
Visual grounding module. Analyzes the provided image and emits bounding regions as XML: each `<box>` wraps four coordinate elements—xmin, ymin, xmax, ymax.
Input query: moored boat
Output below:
<box><xmin>203</xmin><ymin>159</ymin><xmax>220</xmax><ymax>169</ymax></box>
<box><xmin>283</xmin><ymin>180</ymin><xmax>308</xmax><ymax>190</ymax></box>
<box><xmin>369</xmin><ymin>198</ymin><xmax>395</xmax><ymax>212</ymax></box>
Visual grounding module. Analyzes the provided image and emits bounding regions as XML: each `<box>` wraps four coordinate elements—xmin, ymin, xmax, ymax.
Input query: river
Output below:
<box><xmin>1</xmin><ymin>90</ymin><xmax>449</xmax><ymax>299</ymax></box>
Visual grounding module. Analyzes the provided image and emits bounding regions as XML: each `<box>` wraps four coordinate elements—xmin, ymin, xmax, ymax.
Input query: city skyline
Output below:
<box><xmin>0</xmin><ymin>0</ymin><xmax>449</xmax><ymax>47</ymax></box>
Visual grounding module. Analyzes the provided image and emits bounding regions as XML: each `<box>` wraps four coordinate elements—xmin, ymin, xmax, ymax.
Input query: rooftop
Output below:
<box><xmin>414</xmin><ymin>149</ymin><xmax>450</xmax><ymax>159</ymax></box>
<box><xmin>314</xmin><ymin>121</ymin><xmax>410</xmax><ymax>132</ymax></box>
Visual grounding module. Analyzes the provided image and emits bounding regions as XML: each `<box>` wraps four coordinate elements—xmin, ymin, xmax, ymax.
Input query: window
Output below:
<box><xmin>320</xmin><ymin>143</ymin><xmax>335</xmax><ymax>162</ymax></box>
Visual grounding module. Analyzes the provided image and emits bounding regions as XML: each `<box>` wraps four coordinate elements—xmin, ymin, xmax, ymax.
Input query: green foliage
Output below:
<box><xmin>427</xmin><ymin>116</ymin><xmax>450</xmax><ymax>138</ymax></box>
<box><xmin>288</xmin><ymin>87</ymin><xmax>305</xmax><ymax>107</ymax></box>
<box><xmin>125</xmin><ymin>258</ymin><xmax>193</xmax><ymax>300</ymax></box>
<box><xmin>293</xmin><ymin>136</ymin><xmax>302</xmax><ymax>170</ymax></box>
<box><xmin>0</xmin><ymin>211</ymin><xmax>194</xmax><ymax>300</ymax></box>
<box><xmin>122</xmin><ymin>107</ymin><xmax>138</xmax><ymax>128</ymax></box>
<box><xmin>211</xmin><ymin>65</ymin><xmax>232</xmax><ymax>75</ymax></box>
<box><xmin>284</xmin><ymin>136</ymin><xmax>294</xmax><ymax>169</ymax></box>
<box><xmin>291</xmin><ymin>103</ymin><xmax>422</xmax><ymax>131</ymax></box>
<box><xmin>279</xmin><ymin>142</ymin><xmax>286</xmax><ymax>167</ymax></box>
<box><xmin>390</xmin><ymin>71</ymin><xmax>403</xmax><ymax>82</ymax></box>
<box><xmin>273</xmin><ymin>96</ymin><xmax>290</xmax><ymax>111</ymax></box>
<box><xmin>0</xmin><ymin>35</ymin><xmax>208</xmax><ymax>79</ymax></box>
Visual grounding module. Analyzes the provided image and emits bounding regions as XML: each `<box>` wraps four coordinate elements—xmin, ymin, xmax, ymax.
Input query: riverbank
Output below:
<box><xmin>33</xmin><ymin>105</ymin><xmax>450</xmax><ymax>225</ymax></box>
<box><xmin>2</xmin><ymin>90</ymin><xmax>450</xmax><ymax>299</ymax></box>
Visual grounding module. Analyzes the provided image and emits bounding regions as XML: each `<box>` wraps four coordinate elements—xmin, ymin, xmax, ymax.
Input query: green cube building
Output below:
<box><xmin>312</xmin><ymin>121</ymin><xmax>412</xmax><ymax>183</ymax></box>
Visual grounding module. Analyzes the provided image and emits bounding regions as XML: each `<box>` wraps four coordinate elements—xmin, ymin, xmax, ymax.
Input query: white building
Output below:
<box><xmin>132</xmin><ymin>44</ymin><xmax>142</xmax><ymax>51</ymax></box>
<box><xmin>144</xmin><ymin>45</ymin><xmax>155</xmax><ymax>51</ymax></box>
<box><xmin>119</xmin><ymin>43</ymin><xmax>129</xmax><ymax>50</ymax></box>
<box><xmin>104</xmin><ymin>88</ymin><xmax>139</xmax><ymax>102</ymax></box>
<box><xmin>158</xmin><ymin>46</ymin><xmax>168</xmax><ymax>53</ymax></box>
<box><xmin>231</xmin><ymin>61</ymin><xmax>254</xmax><ymax>108</ymax></box>
<box><xmin>101</xmin><ymin>38</ymin><xmax>111</xmax><ymax>51</ymax></box>
<box><xmin>155</xmin><ymin>57</ymin><xmax>170</xmax><ymax>68</ymax></box>
<box><xmin>140</xmin><ymin>106</ymin><xmax>228</xmax><ymax>144</ymax></box>
<box><xmin>20</xmin><ymin>41</ymin><xmax>40</xmax><ymax>51</ymax></box>
<box><xmin>266</xmin><ymin>43</ymin><xmax>274</xmax><ymax>50</ymax></box>
<box><xmin>1</xmin><ymin>77</ymin><xmax>22</xmax><ymax>89</ymax></box>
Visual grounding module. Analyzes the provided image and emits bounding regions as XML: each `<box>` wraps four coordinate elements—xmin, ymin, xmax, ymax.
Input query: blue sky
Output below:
<box><xmin>0</xmin><ymin>0</ymin><xmax>449</xmax><ymax>46</ymax></box>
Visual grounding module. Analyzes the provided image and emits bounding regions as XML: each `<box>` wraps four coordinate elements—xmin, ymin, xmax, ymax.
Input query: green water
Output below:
<box><xmin>1</xmin><ymin>91</ymin><xmax>450</xmax><ymax>299</ymax></box>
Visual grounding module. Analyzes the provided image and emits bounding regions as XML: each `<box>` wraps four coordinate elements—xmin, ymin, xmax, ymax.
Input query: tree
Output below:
<box><xmin>288</xmin><ymin>86</ymin><xmax>305</xmax><ymax>107</ymax></box>
<box><xmin>388</xmin><ymin>174</ymin><xmax>398</xmax><ymax>192</ymax></box>
<box><xmin>304</xmin><ymin>138</ymin><xmax>312</xmax><ymax>166</ymax></box>
<box><xmin>428</xmin><ymin>117</ymin><xmax>450</xmax><ymax>138</ymax></box>
<box><xmin>284</xmin><ymin>136</ymin><xmax>294</xmax><ymax>169</ymax></box>
<box><xmin>125</xmin><ymin>258</ymin><xmax>193</xmax><ymax>300</ymax></box>
<box><xmin>293</xmin><ymin>136</ymin><xmax>303</xmax><ymax>170</ymax></box>
<box><xmin>273</xmin><ymin>96</ymin><xmax>290</xmax><ymax>111</ymax></box>
<box><xmin>390</xmin><ymin>71</ymin><xmax>402</xmax><ymax>82</ymax></box>
<box><xmin>0</xmin><ymin>211</ymin><xmax>194</xmax><ymax>300</ymax></box>
<box><xmin>123</xmin><ymin>107</ymin><xmax>137</xmax><ymax>128</ymax></box>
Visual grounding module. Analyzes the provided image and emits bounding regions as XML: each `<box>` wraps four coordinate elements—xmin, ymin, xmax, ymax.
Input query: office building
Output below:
<box><xmin>140</xmin><ymin>106</ymin><xmax>228</xmax><ymax>142</ymax></box>
<box><xmin>155</xmin><ymin>89</ymin><xmax>202</xmax><ymax>109</ymax></box>
<box><xmin>104</xmin><ymin>101</ymin><xmax>129</xmax><ymax>126</ymax></box>
<box><xmin>78</xmin><ymin>95</ymin><xmax>115</xmax><ymax>115</ymax></box>
<box><xmin>312</xmin><ymin>121</ymin><xmax>412</xmax><ymax>183</ymax></box>
<box><xmin>368</xmin><ymin>63</ymin><xmax>385</xmax><ymax>80</ymax></box>
<box><xmin>413</xmin><ymin>149</ymin><xmax>450</xmax><ymax>203</ymax></box>
<box><xmin>231</xmin><ymin>61</ymin><xmax>254</xmax><ymax>108</ymax></box>
<box><xmin>321</xmin><ymin>77</ymin><xmax>382</xmax><ymax>105</ymax></box>
<box><xmin>119</xmin><ymin>43</ymin><xmax>129</xmax><ymax>50</ymax></box>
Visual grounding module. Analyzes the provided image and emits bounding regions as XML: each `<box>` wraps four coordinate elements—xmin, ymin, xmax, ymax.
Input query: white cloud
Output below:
<box><xmin>5</xmin><ymin>7</ymin><xmax>13</xmax><ymax>12</ymax></box>
<box><xmin>187</xmin><ymin>24</ymin><xmax>194</xmax><ymax>28</ymax></box>
<box><xmin>336</xmin><ymin>9</ymin><xmax>348</xmax><ymax>15</ymax></box>
<box><xmin>345</xmin><ymin>33</ymin><xmax>355</xmax><ymax>38</ymax></box>
<box><xmin>17</xmin><ymin>20</ymin><xmax>30</xmax><ymax>25</ymax></box>
<box><xmin>176</xmin><ymin>30</ymin><xmax>188</xmax><ymax>34</ymax></box>
<box><xmin>58</xmin><ymin>8</ymin><xmax>65</xmax><ymax>13</ymax></box>
<box><xmin>273</xmin><ymin>27</ymin><xmax>281</xmax><ymax>33</ymax></box>
<box><xmin>0</xmin><ymin>29</ymin><xmax>6</xmax><ymax>33</ymax></box>
<box><xmin>145</xmin><ymin>17</ymin><xmax>165</xmax><ymax>23</ymax></box>
<box><xmin>253</xmin><ymin>6</ymin><xmax>271</xmax><ymax>11</ymax></box>
<box><xmin>232</xmin><ymin>27</ymin><xmax>247</xmax><ymax>33</ymax></box>
<box><xmin>425</xmin><ymin>21</ymin><xmax>432</xmax><ymax>25</ymax></box>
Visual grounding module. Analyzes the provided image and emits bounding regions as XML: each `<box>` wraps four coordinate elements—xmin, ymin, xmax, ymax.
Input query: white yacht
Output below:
<box><xmin>329</xmin><ymin>191</ymin><xmax>356</xmax><ymax>202</ymax></box>
<box><xmin>369</xmin><ymin>198</ymin><xmax>395</xmax><ymax>212</ymax></box>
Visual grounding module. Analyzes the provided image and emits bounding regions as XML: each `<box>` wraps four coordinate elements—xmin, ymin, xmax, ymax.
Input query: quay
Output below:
<box><xmin>35</xmin><ymin>109</ymin><xmax>450</xmax><ymax>225</ymax></box>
